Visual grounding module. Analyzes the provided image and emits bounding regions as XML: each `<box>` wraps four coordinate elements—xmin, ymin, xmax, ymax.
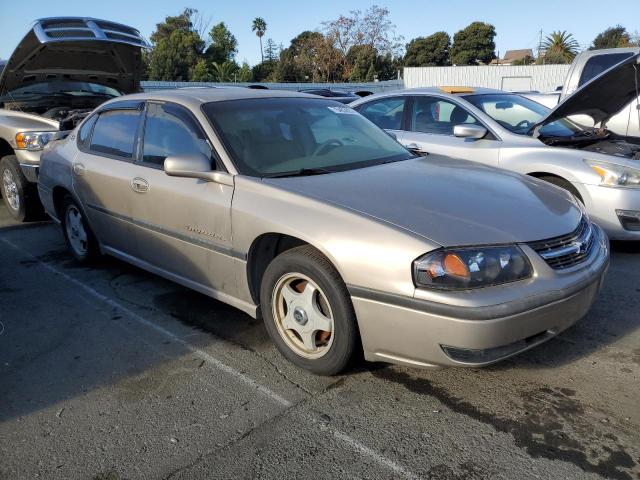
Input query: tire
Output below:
<box><xmin>60</xmin><ymin>195</ymin><xmax>100</xmax><ymax>264</ymax></box>
<box><xmin>0</xmin><ymin>155</ymin><xmax>42</xmax><ymax>221</ymax></box>
<box><xmin>260</xmin><ymin>245</ymin><xmax>358</xmax><ymax>375</ymax></box>
<box><xmin>538</xmin><ymin>175</ymin><xmax>584</xmax><ymax>204</ymax></box>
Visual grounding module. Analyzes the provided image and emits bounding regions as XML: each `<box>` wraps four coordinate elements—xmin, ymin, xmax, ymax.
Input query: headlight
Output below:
<box><xmin>586</xmin><ymin>160</ymin><xmax>640</xmax><ymax>188</ymax></box>
<box><xmin>15</xmin><ymin>131</ymin><xmax>60</xmax><ymax>151</ymax></box>
<box><xmin>413</xmin><ymin>246</ymin><xmax>532</xmax><ymax>290</ymax></box>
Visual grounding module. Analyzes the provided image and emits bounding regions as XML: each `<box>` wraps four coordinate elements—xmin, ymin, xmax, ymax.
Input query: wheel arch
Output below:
<box><xmin>0</xmin><ymin>138</ymin><xmax>15</xmax><ymax>159</ymax></box>
<box><xmin>527</xmin><ymin>171</ymin><xmax>584</xmax><ymax>203</ymax></box>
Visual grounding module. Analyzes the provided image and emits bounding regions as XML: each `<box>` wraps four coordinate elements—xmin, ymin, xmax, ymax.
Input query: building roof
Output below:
<box><xmin>490</xmin><ymin>49</ymin><xmax>535</xmax><ymax>65</ymax></box>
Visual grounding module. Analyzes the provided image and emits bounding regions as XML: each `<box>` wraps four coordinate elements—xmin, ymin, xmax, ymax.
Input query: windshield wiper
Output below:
<box><xmin>263</xmin><ymin>167</ymin><xmax>335</xmax><ymax>178</ymax></box>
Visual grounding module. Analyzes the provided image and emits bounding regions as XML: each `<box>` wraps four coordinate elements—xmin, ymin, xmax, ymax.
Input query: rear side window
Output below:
<box><xmin>77</xmin><ymin>115</ymin><xmax>97</xmax><ymax>149</ymax></box>
<box><xmin>578</xmin><ymin>53</ymin><xmax>633</xmax><ymax>86</ymax></box>
<box><xmin>141</xmin><ymin>103</ymin><xmax>212</xmax><ymax>168</ymax></box>
<box><xmin>90</xmin><ymin>110</ymin><xmax>141</xmax><ymax>159</ymax></box>
<box><xmin>357</xmin><ymin>97</ymin><xmax>406</xmax><ymax>130</ymax></box>
<box><xmin>410</xmin><ymin>96</ymin><xmax>479</xmax><ymax>135</ymax></box>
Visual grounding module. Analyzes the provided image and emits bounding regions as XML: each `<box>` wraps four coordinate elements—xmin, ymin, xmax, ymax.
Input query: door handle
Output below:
<box><xmin>72</xmin><ymin>163</ymin><xmax>86</xmax><ymax>176</ymax></box>
<box><xmin>131</xmin><ymin>177</ymin><xmax>149</xmax><ymax>193</ymax></box>
<box><xmin>404</xmin><ymin>143</ymin><xmax>428</xmax><ymax>156</ymax></box>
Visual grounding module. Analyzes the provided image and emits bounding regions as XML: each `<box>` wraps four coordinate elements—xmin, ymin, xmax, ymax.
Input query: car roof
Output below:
<box><xmin>398</xmin><ymin>86</ymin><xmax>507</xmax><ymax>96</ymax></box>
<box><xmin>109</xmin><ymin>87</ymin><xmax>324</xmax><ymax>109</ymax></box>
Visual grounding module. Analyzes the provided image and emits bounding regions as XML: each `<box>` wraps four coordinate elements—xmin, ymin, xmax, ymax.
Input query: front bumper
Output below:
<box><xmin>577</xmin><ymin>182</ymin><xmax>640</xmax><ymax>240</ymax></box>
<box><xmin>350</xmin><ymin>224</ymin><xmax>609</xmax><ymax>368</ymax></box>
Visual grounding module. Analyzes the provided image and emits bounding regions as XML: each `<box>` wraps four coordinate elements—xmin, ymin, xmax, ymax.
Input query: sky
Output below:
<box><xmin>1</xmin><ymin>0</ymin><xmax>639</xmax><ymax>64</ymax></box>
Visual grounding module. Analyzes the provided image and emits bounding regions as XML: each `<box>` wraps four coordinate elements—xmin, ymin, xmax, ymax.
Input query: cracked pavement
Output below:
<box><xmin>0</xmin><ymin>207</ymin><xmax>638</xmax><ymax>480</ymax></box>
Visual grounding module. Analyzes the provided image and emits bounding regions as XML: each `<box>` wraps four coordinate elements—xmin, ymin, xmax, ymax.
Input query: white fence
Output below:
<box><xmin>404</xmin><ymin>65</ymin><xmax>571</xmax><ymax>93</ymax></box>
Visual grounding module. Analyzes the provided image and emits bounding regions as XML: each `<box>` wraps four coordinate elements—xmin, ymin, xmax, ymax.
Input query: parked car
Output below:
<box><xmin>351</xmin><ymin>54</ymin><xmax>640</xmax><ymax>240</ymax></box>
<box><xmin>522</xmin><ymin>47</ymin><xmax>640</xmax><ymax>137</ymax></box>
<box><xmin>299</xmin><ymin>88</ymin><xmax>361</xmax><ymax>104</ymax></box>
<box><xmin>38</xmin><ymin>88</ymin><xmax>608</xmax><ymax>374</ymax></box>
<box><xmin>0</xmin><ymin>17</ymin><xmax>149</xmax><ymax>221</ymax></box>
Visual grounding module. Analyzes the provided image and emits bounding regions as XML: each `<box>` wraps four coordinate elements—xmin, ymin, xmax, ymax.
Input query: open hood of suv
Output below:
<box><xmin>0</xmin><ymin>17</ymin><xmax>150</xmax><ymax>96</ymax></box>
<box><xmin>537</xmin><ymin>51</ymin><xmax>640</xmax><ymax>129</ymax></box>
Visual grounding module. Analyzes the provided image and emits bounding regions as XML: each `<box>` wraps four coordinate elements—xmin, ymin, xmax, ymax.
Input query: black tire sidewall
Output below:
<box><xmin>260</xmin><ymin>247</ymin><xmax>357</xmax><ymax>375</ymax></box>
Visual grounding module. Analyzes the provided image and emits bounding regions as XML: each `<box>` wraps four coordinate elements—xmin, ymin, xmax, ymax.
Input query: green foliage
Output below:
<box><xmin>237</xmin><ymin>62</ymin><xmax>253</xmax><ymax>82</ymax></box>
<box><xmin>252</xmin><ymin>17</ymin><xmax>268</xmax><ymax>62</ymax></box>
<box><xmin>211</xmin><ymin>61</ymin><xmax>238</xmax><ymax>82</ymax></box>
<box><xmin>511</xmin><ymin>55</ymin><xmax>535</xmax><ymax>66</ymax></box>
<box><xmin>191</xmin><ymin>58</ymin><xmax>212</xmax><ymax>81</ymax></box>
<box><xmin>450</xmin><ymin>22</ymin><xmax>496</xmax><ymax>65</ymax></box>
<box><xmin>206</xmin><ymin>22</ymin><xmax>238</xmax><ymax>64</ymax></box>
<box><xmin>346</xmin><ymin>45</ymin><xmax>376</xmax><ymax>81</ymax></box>
<box><xmin>252</xmin><ymin>60</ymin><xmax>278</xmax><ymax>82</ymax></box>
<box><xmin>147</xmin><ymin>8</ymin><xmax>206</xmax><ymax>81</ymax></box>
<box><xmin>591</xmin><ymin>26</ymin><xmax>631</xmax><ymax>49</ymax></box>
<box><xmin>539</xmin><ymin>31</ymin><xmax>579</xmax><ymax>64</ymax></box>
<box><xmin>404</xmin><ymin>32</ymin><xmax>451</xmax><ymax>66</ymax></box>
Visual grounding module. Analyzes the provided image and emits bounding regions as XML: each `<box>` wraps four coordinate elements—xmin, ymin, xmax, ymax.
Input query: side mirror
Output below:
<box><xmin>453</xmin><ymin>124</ymin><xmax>488</xmax><ymax>140</ymax></box>
<box><xmin>164</xmin><ymin>154</ymin><xmax>234</xmax><ymax>186</ymax></box>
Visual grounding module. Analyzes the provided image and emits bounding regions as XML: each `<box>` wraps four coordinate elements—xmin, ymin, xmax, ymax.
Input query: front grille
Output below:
<box><xmin>45</xmin><ymin>30</ymin><xmax>95</xmax><ymax>39</ymax></box>
<box><xmin>528</xmin><ymin>217</ymin><xmax>595</xmax><ymax>269</ymax></box>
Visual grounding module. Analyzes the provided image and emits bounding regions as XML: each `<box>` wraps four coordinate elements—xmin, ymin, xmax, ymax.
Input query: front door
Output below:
<box><xmin>402</xmin><ymin>96</ymin><xmax>501</xmax><ymax>167</ymax></box>
<box><xmin>129</xmin><ymin>101</ymin><xmax>234</xmax><ymax>291</ymax></box>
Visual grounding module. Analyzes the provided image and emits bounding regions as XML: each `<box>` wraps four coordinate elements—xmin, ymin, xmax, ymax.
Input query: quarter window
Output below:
<box><xmin>410</xmin><ymin>96</ymin><xmax>479</xmax><ymax>135</ymax></box>
<box><xmin>90</xmin><ymin>110</ymin><xmax>141</xmax><ymax>159</ymax></box>
<box><xmin>357</xmin><ymin>97</ymin><xmax>406</xmax><ymax>130</ymax></box>
<box><xmin>141</xmin><ymin>103</ymin><xmax>212</xmax><ymax>168</ymax></box>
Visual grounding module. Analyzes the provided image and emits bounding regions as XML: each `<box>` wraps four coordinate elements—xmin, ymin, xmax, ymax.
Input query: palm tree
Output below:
<box><xmin>211</xmin><ymin>61</ymin><xmax>236</xmax><ymax>82</ymax></box>
<box><xmin>252</xmin><ymin>17</ymin><xmax>267</xmax><ymax>63</ymax></box>
<box><xmin>541</xmin><ymin>31</ymin><xmax>580</xmax><ymax>64</ymax></box>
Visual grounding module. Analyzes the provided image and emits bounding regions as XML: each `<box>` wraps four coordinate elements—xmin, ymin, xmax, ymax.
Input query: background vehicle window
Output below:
<box><xmin>357</xmin><ymin>98</ymin><xmax>405</xmax><ymax>130</ymax></box>
<box><xmin>90</xmin><ymin>110</ymin><xmax>141</xmax><ymax>158</ymax></box>
<box><xmin>411</xmin><ymin>97</ymin><xmax>479</xmax><ymax>135</ymax></box>
<box><xmin>78</xmin><ymin>115</ymin><xmax>98</xmax><ymax>149</ymax></box>
<box><xmin>578</xmin><ymin>53</ymin><xmax>633</xmax><ymax>86</ymax></box>
<box><xmin>142</xmin><ymin>103</ymin><xmax>212</xmax><ymax>168</ymax></box>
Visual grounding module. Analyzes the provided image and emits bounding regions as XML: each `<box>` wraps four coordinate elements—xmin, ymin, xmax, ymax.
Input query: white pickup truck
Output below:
<box><xmin>524</xmin><ymin>47</ymin><xmax>640</xmax><ymax>137</ymax></box>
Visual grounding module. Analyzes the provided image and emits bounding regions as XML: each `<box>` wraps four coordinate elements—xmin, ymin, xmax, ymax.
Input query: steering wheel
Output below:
<box><xmin>312</xmin><ymin>139</ymin><xmax>344</xmax><ymax>157</ymax></box>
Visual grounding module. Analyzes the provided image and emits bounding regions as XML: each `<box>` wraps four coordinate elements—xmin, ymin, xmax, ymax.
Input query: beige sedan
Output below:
<box><xmin>38</xmin><ymin>88</ymin><xmax>609</xmax><ymax>375</ymax></box>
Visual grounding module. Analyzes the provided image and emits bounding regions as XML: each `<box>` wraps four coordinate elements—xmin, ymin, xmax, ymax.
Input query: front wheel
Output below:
<box><xmin>260</xmin><ymin>245</ymin><xmax>358</xmax><ymax>375</ymax></box>
<box><xmin>0</xmin><ymin>156</ymin><xmax>41</xmax><ymax>221</ymax></box>
<box><xmin>61</xmin><ymin>196</ymin><xmax>100</xmax><ymax>264</ymax></box>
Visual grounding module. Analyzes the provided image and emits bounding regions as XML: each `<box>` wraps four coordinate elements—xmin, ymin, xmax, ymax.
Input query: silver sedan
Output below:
<box><xmin>351</xmin><ymin>55</ymin><xmax>640</xmax><ymax>241</ymax></box>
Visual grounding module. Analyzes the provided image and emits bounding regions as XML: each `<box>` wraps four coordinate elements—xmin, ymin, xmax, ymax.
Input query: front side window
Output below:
<box><xmin>90</xmin><ymin>110</ymin><xmax>141</xmax><ymax>158</ymax></box>
<box><xmin>203</xmin><ymin>98</ymin><xmax>412</xmax><ymax>177</ymax></box>
<box><xmin>410</xmin><ymin>96</ymin><xmax>479</xmax><ymax>135</ymax></box>
<box><xmin>356</xmin><ymin>97</ymin><xmax>406</xmax><ymax>130</ymax></box>
<box><xmin>77</xmin><ymin>114</ymin><xmax>98</xmax><ymax>149</ymax></box>
<box><xmin>464</xmin><ymin>93</ymin><xmax>583</xmax><ymax>137</ymax></box>
<box><xmin>141</xmin><ymin>103</ymin><xmax>212</xmax><ymax>168</ymax></box>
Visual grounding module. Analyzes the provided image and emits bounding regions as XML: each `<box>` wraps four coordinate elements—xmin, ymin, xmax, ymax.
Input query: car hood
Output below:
<box><xmin>537</xmin><ymin>51</ymin><xmax>640</xmax><ymax>129</ymax></box>
<box><xmin>0</xmin><ymin>17</ymin><xmax>149</xmax><ymax>96</ymax></box>
<box><xmin>264</xmin><ymin>156</ymin><xmax>582</xmax><ymax>247</ymax></box>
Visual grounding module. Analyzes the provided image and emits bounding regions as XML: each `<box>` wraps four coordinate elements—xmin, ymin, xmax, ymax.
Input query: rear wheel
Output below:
<box><xmin>538</xmin><ymin>175</ymin><xmax>584</xmax><ymax>204</ymax></box>
<box><xmin>0</xmin><ymin>156</ymin><xmax>41</xmax><ymax>221</ymax></box>
<box><xmin>61</xmin><ymin>196</ymin><xmax>99</xmax><ymax>264</ymax></box>
<box><xmin>260</xmin><ymin>245</ymin><xmax>358</xmax><ymax>375</ymax></box>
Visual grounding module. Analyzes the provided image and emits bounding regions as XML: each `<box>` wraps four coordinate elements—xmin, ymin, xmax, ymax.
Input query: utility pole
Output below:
<box><xmin>537</xmin><ymin>29</ymin><xmax>544</xmax><ymax>64</ymax></box>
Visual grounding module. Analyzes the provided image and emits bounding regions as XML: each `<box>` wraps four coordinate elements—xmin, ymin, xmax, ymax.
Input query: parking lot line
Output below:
<box><xmin>0</xmin><ymin>236</ymin><xmax>421</xmax><ymax>480</ymax></box>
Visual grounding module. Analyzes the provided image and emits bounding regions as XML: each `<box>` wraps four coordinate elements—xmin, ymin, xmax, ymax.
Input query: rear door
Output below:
<box><xmin>401</xmin><ymin>95</ymin><xmax>501</xmax><ymax>167</ymax></box>
<box><xmin>129</xmin><ymin>101</ymin><xmax>235</xmax><ymax>291</ymax></box>
<box><xmin>72</xmin><ymin>101</ymin><xmax>143</xmax><ymax>256</ymax></box>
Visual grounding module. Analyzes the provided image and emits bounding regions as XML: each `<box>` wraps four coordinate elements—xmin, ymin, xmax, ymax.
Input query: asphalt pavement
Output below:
<box><xmin>0</xmin><ymin>204</ymin><xmax>638</xmax><ymax>480</ymax></box>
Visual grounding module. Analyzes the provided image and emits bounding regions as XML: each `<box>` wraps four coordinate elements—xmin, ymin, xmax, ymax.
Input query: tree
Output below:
<box><xmin>147</xmin><ymin>8</ymin><xmax>206</xmax><ymax>81</ymax></box>
<box><xmin>211</xmin><ymin>61</ymin><xmax>237</xmax><ymax>82</ymax></box>
<box><xmin>322</xmin><ymin>5</ymin><xmax>402</xmax><ymax>80</ymax></box>
<box><xmin>511</xmin><ymin>55</ymin><xmax>535</xmax><ymax>66</ymax></box>
<box><xmin>591</xmin><ymin>26</ymin><xmax>631</xmax><ymax>49</ymax></box>
<box><xmin>264</xmin><ymin>38</ymin><xmax>278</xmax><ymax>62</ymax></box>
<box><xmin>346</xmin><ymin>44</ymin><xmax>376</xmax><ymax>81</ymax></box>
<box><xmin>206</xmin><ymin>22</ymin><xmax>238</xmax><ymax>64</ymax></box>
<box><xmin>191</xmin><ymin>58</ymin><xmax>211</xmax><ymax>81</ymax></box>
<box><xmin>539</xmin><ymin>31</ymin><xmax>579</xmax><ymax>64</ymax></box>
<box><xmin>450</xmin><ymin>22</ymin><xmax>496</xmax><ymax>65</ymax></box>
<box><xmin>237</xmin><ymin>62</ymin><xmax>253</xmax><ymax>82</ymax></box>
<box><xmin>252</xmin><ymin>17</ymin><xmax>267</xmax><ymax>63</ymax></box>
<box><xmin>404</xmin><ymin>32</ymin><xmax>451</xmax><ymax>66</ymax></box>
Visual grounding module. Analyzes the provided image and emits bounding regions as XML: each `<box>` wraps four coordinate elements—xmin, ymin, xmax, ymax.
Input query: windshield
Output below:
<box><xmin>5</xmin><ymin>81</ymin><xmax>121</xmax><ymax>98</ymax></box>
<box><xmin>203</xmin><ymin>98</ymin><xmax>412</xmax><ymax>177</ymax></box>
<box><xmin>464</xmin><ymin>93</ymin><xmax>584</xmax><ymax>137</ymax></box>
